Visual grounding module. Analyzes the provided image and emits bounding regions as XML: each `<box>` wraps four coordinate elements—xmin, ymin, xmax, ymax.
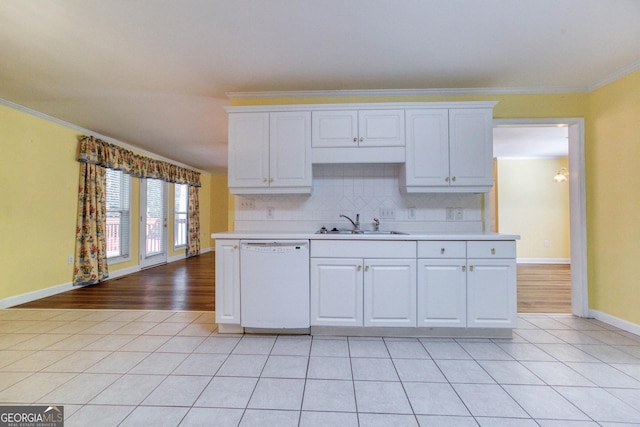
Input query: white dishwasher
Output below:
<box><xmin>240</xmin><ymin>240</ymin><xmax>310</xmax><ymax>330</ymax></box>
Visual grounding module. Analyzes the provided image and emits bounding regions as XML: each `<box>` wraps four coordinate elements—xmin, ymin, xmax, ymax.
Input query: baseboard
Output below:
<box><xmin>517</xmin><ymin>258</ymin><xmax>571</xmax><ymax>264</ymax></box>
<box><xmin>589</xmin><ymin>309</ymin><xmax>640</xmax><ymax>337</ymax></box>
<box><xmin>1</xmin><ymin>249</ymin><xmax>214</xmax><ymax>309</ymax></box>
<box><xmin>168</xmin><ymin>253</ymin><xmax>186</xmax><ymax>263</ymax></box>
<box><xmin>107</xmin><ymin>265</ymin><xmax>142</xmax><ymax>280</ymax></box>
<box><xmin>0</xmin><ymin>281</ymin><xmax>75</xmax><ymax>309</ymax></box>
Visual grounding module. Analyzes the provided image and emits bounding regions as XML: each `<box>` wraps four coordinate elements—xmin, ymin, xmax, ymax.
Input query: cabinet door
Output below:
<box><xmin>270</xmin><ymin>111</ymin><xmax>312</xmax><ymax>188</ymax></box>
<box><xmin>363</xmin><ymin>259</ymin><xmax>416</xmax><ymax>327</ymax></box>
<box><xmin>215</xmin><ymin>240</ymin><xmax>240</xmax><ymax>324</ymax></box>
<box><xmin>358</xmin><ymin>110</ymin><xmax>405</xmax><ymax>147</ymax></box>
<box><xmin>310</xmin><ymin>258</ymin><xmax>363</xmax><ymax>326</ymax></box>
<box><xmin>228</xmin><ymin>113</ymin><xmax>270</xmax><ymax>189</ymax></box>
<box><xmin>448</xmin><ymin>108</ymin><xmax>493</xmax><ymax>187</ymax></box>
<box><xmin>417</xmin><ymin>259</ymin><xmax>467</xmax><ymax>327</ymax></box>
<box><xmin>466</xmin><ymin>258</ymin><xmax>517</xmax><ymax>328</ymax></box>
<box><xmin>312</xmin><ymin>111</ymin><xmax>358</xmax><ymax>147</ymax></box>
<box><xmin>404</xmin><ymin>109</ymin><xmax>450</xmax><ymax>186</ymax></box>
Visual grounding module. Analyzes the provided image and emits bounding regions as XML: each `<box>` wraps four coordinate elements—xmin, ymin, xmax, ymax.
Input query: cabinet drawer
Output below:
<box><xmin>311</xmin><ymin>240</ymin><xmax>416</xmax><ymax>258</ymax></box>
<box><xmin>467</xmin><ymin>241</ymin><xmax>516</xmax><ymax>259</ymax></box>
<box><xmin>417</xmin><ymin>241</ymin><xmax>466</xmax><ymax>258</ymax></box>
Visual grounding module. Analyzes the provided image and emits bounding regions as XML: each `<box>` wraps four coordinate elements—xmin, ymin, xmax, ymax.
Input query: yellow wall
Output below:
<box><xmin>497</xmin><ymin>158</ymin><xmax>570</xmax><ymax>259</ymax></box>
<box><xmin>0</xmin><ymin>104</ymin><xmax>80</xmax><ymax>300</ymax></box>
<box><xmin>0</xmin><ymin>103</ymin><xmax>219</xmax><ymax>302</ymax></box>
<box><xmin>587</xmin><ymin>69</ymin><xmax>640</xmax><ymax>324</ymax></box>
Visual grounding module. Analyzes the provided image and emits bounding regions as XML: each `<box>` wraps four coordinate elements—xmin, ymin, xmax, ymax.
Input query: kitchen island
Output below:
<box><xmin>212</xmin><ymin>231</ymin><xmax>520</xmax><ymax>338</ymax></box>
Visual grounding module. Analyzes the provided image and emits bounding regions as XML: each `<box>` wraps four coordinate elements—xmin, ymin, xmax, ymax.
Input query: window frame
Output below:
<box><xmin>173</xmin><ymin>183</ymin><xmax>189</xmax><ymax>250</ymax></box>
<box><xmin>105</xmin><ymin>169</ymin><xmax>132</xmax><ymax>264</ymax></box>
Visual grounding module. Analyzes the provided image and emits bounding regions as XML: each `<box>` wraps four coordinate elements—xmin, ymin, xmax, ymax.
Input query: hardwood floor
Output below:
<box><xmin>517</xmin><ymin>263</ymin><xmax>572</xmax><ymax>313</ymax></box>
<box><xmin>15</xmin><ymin>252</ymin><xmax>216</xmax><ymax>311</ymax></box>
<box><xmin>15</xmin><ymin>253</ymin><xmax>571</xmax><ymax>314</ymax></box>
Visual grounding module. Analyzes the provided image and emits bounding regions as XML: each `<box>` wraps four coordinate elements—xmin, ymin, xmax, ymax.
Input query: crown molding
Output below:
<box><xmin>589</xmin><ymin>59</ymin><xmax>640</xmax><ymax>91</ymax></box>
<box><xmin>0</xmin><ymin>97</ymin><xmax>207</xmax><ymax>174</ymax></box>
<box><xmin>226</xmin><ymin>86</ymin><xmax>589</xmax><ymax>99</ymax></box>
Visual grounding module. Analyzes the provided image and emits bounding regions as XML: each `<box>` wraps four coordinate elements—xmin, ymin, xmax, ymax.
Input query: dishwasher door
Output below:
<box><xmin>240</xmin><ymin>241</ymin><xmax>310</xmax><ymax>329</ymax></box>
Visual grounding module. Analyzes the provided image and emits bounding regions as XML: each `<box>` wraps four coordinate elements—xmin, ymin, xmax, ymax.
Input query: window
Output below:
<box><xmin>174</xmin><ymin>184</ymin><xmax>188</xmax><ymax>248</ymax></box>
<box><xmin>106</xmin><ymin>169</ymin><xmax>131</xmax><ymax>261</ymax></box>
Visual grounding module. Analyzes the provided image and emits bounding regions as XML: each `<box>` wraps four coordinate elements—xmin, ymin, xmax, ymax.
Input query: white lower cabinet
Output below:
<box><xmin>417</xmin><ymin>240</ymin><xmax>517</xmax><ymax>329</ymax></box>
<box><xmin>310</xmin><ymin>257</ymin><xmax>416</xmax><ymax>327</ymax></box>
<box><xmin>215</xmin><ymin>239</ymin><xmax>240</xmax><ymax>325</ymax></box>
<box><xmin>417</xmin><ymin>259</ymin><xmax>467</xmax><ymax>327</ymax></box>
<box><xmin>466</xmin><ymin>258</ymin><xmax>517</xmax><ymax>328</ymax></box>
<box><xmin>310</xmin><ymin>240</ymin><xmax>417</xmax><ymax>328</ymax></box>
<box><xmin>310</xmin><ymin>258</ymin><xmax>363</xmax><ymax>327</ymax></box>
<box><xmin>364</xmin><ymin>259</ymin><xmax>417</xmax><ymax>327</ymax></box>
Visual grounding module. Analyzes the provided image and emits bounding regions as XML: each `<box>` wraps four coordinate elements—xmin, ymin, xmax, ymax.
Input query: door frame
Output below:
<box><xmin>492</xmin><ymin>118</ymin><xmax>588</xmax><ymax>317</ymax></box>
<box><xmin>139</xmin><ymin>178</ymin><xmax>168</xmax><ymax>269</ymax></box>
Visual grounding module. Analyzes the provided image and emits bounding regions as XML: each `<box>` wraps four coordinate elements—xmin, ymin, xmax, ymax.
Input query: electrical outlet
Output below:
<box><xmin>239</xmin><ymin>198</ymin><xmax>255</xmax><ymax>209</ymax></box>
<box><xmin>454</xmin><ymin>208</ymin><xmax>464</xmax><ymax>221</ymax></box>
<box><xmin>379</xmin><ymin>207</ymin><xmax>396</xmax><ymax>219</ymax></box>
<box><xmin>266</xmin><ymin>207</ymin><xmax>275</xmax><ymax>219</ymax></box>
<box><xmin>68</xmin><ymin>255</ymin><xmax>74</xmax><ymax>265</ymax></box>
<box><xmin>544</xmin><ymin>240</ymin><xmax>549</xmax><ymax>248</ymax></box>
<box><xmin>446</xmin><ymin>207</ymin><xmax>455</xmax><ymax>221</ymax></box>
<box><xmin>408</xmin><ymin>207</ymin><xmax>416</xmax><ymax>220</ymax></box>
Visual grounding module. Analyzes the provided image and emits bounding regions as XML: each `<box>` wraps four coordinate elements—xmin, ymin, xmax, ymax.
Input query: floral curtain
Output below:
<box><xmin>73</xmin><ymin>162</ymin><xmax>109</xmax><ymax>285</ymax></box>
<box><xmin>78</xmin><ymin>135</ymin><xmax>201</xmax><ymax>187</ymax></box>
<box><xmin>74</xmin><ymin>135</ymin><xmax>202</xmax><ymax>284</ymax></box>
<box><xmin>186</xmin><ymin>185</ymin><xmax>201</xmax><ymax>257</ymax></box>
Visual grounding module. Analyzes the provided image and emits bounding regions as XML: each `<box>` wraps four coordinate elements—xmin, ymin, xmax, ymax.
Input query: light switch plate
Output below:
<box><xmin>379</xmin><ymin>207</ymin><xmax>396</xmax><ymax>219</ymax></box>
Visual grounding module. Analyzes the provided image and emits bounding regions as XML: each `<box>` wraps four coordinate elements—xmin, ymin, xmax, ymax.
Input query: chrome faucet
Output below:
<box><xmin>340</xmin><ymin>214</ymin><xmax>360</xmax><ymax>231</ymax></box>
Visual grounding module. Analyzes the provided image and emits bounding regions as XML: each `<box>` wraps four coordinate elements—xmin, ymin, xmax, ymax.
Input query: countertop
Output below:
<box><xmin>211</xmin><ymin>231</ymin><xmax>520</xmax><ymax>241</ymax></box>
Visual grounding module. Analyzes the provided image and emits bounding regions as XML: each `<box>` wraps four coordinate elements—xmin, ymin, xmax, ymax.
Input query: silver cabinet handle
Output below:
<box><xmin>359</xmin><ymin>137</ymin><xmax>364</xmax><ymax>142</ymax></box>
<box><xmin>461</xmin><ymin>265</ymin><xmax>466</xmax><ymax>272</ymax></box>
<box><xmin>469</xmin><ymin>265</ymin><xmax>474</xmax><ymax>271</ymax></box>
<box><xmin>491</xmin><ymin>248</ymin><xmax>496</xmax><ymax>255</ymax></box>
<box><xmin>440</xmin><ymin>248</ymin><xmax>446</xmax><ymax>254</ymax></box>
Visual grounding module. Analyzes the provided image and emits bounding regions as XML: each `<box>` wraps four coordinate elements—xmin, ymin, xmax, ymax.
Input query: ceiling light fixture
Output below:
<box><xmin>553</xmin><ymin>167</ymin><xmax>568</xmax><ymax>183</ymax></box>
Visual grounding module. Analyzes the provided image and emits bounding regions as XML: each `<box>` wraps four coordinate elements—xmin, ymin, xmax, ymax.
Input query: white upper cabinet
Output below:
<box><xmin>312</xmin><ymin>109</ymin><xmax>404</xmax><ymax>148</ymax></box>
<box><xmin>404</xmin><ymin>109</ymin><xmax>450</xmax><ymax>187</ymax></box>
<box><xmin>228</xmin><ymin>111</ymin><xmax>311</xmax><ymax>194</ymax></box>
<box><xmin>403</xmin><ymin>107</ymin><xmax>495</xmax><ymax>193</ymax></box>
<box><xmin>226</xmin><ymin>102</ymin><xmax>496</xmax><ymax>192</ymax></box>
<box><xmin>228</xmin><ymin>112</ymin><xmax>269</xmax><ymax>190</ymax></box>
<box><xmin>311</xmin><ymin>110</ymin><xmax>358</xmax><ymax>147</ymax></box>
<box><xmin>448</xmin><ymin>108</ymin><xmax>494</xmax><ymax>188</ymax></box>
<box><xmin>311</xmin><ymin>109</ymin><xmax>405</xmax><ymax>163</ymax></box>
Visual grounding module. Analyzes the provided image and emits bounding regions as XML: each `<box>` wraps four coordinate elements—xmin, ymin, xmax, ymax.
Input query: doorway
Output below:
<box><xmin>140</xmin><ymin>178</ymin><xmax>168</xmax><ymax>269</ymax></box>
<box><xmin>492</xmin><ymin>118</ymin><xmax>588</xmax><ymax>317</ymax></box>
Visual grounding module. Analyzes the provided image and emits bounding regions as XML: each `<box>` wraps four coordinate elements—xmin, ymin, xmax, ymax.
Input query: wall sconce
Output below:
<box><xmin>553</xmin><ymin>167</ymin><xmax>568</xmax><ymax>183</ymax></box>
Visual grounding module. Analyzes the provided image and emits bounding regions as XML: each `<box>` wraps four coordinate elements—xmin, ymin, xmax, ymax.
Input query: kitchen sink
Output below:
<box><xmin>316</xmin><ymin>228</ymin><xmax>408</xmax><ymax>235</ymax></box>
<box><xmin>358</xmin><ymin>230</ymin><xmax>408</xmax><ymax>235</ymax></box>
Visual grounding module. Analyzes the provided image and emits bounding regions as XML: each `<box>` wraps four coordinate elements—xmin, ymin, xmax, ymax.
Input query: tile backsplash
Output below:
<box><xmin>234</xmin><ymin>164</ymin><xmax>485</xmax><ymax>233</ymax></box>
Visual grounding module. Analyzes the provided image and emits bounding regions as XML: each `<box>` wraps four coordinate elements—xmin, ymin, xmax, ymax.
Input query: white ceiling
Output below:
<box><xmin>1</xmin><ymin>1</ymin><xmax>639</xmax><ymax>174</ymax></box>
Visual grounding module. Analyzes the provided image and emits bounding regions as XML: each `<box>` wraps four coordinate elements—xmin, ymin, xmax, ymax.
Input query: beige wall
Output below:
<box><xmin>497</xmin><ymin>158</ymin><xmax>570</xmax><ymax>260</ymax></box>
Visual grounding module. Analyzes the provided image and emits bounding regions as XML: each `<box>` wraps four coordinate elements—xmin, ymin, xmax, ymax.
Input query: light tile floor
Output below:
<box><xmin>1</xmin><ymin>310</ymin><xmax>640</xmax><ymax>427</ymax></box>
